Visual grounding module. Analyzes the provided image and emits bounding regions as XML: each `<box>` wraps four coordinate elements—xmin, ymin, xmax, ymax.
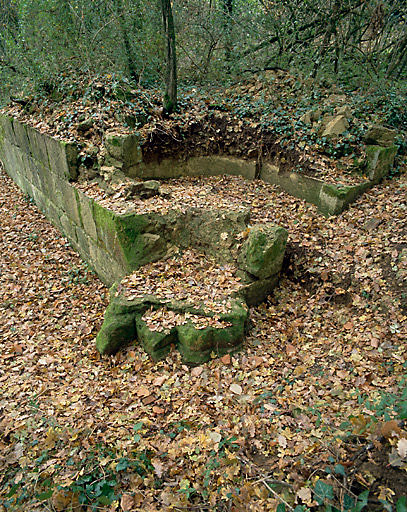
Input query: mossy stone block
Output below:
<box><xmin>26</xmin><ymin>126</ymin><xmax>49</xmax><ymax>168</ymax></box>
<box><xmin>239</xmin><ymin>224</ymin><xmax>288</xmax><ymax>279</ymax></box>
<box><xmin>238</xmin><ymin>274</ymin><xmax>279</xmax><ymax>306</ymax></box>
<box><xmin>92</xmin><ymin>205</ymin><xmax>166</xmax><ymax>272</ymax></box>
<box><xmin>45</xmin><ymin>135</ymin><xmax>78</xmax><ymax>180</ymax></box>
<box><xmin>136</xmin><ymin>315</ymin><xmax>177</xmax><ymax>360</ymax></box>
<box><xmin>88</xmin><ymin>243</ymin><xmax>126</xmax><ymax>286</ymax></box>
<box><xmin>260</xmin><ymin>163</ymin><xmax>324</xmax><ymax>207</ymax></box>
<box><xmin>12</xmin><ymin>119</ymin><xmax>31</xmax><ymax>153</ymax></box>
<box><xmin>104</xmin><ymin>132</ymin><xmax>142</xmax><ymax>169</ymax></box>
<box><xmin>96</xmin><ymin>283</ymin><xmax>153</xmax><ymax>354</ymax></box>
<box><xmin>96</xmin><ymin>311</ymin><xmax>137</xmax><ymax>355</ymax></box>
<box><xmin>0</xmin><ymin>114</ymin><xmax>16</xmax><ymax>142</ymax></box>
<box><xmin>58</xmin><ymin>179</ymin><xmax>81</xmax><ymax>226</ymax></box>
<box><xmin>176</xmin><ymin>299</ymin><xmax>247</xmax><ymax>364</ymax></box>
<box><xmin>177</xmin><ymin>322</ymin><xmax>245</xmax><ymax>364</ymax></box>
<box><xmin>318</xmin><ymin>184</ymin><xmax>344</xmax><ymax>216</ymax></box>
<box><xmin>366</xmin><ymin>145</ymin><xmax>397</xmax><ymax>182</ymax></box>
<box><xmin>75</xmin><ymin>226</ymin><xmax>91</xmax><ymax>260</ymax></box>
<box><xmin>60</xmin><ymin>214</ymin><xmax>78</xmax><ymax>245</ymax></box>
<box><xmin>365</xmin><ymin>125</ymin><xmax>397</xmax><ymax>147</ymax></box>
<box><xmin>78</xmin><ymin>191</ymin><xmax>97</xmax><ymax>240</ymax></box>
<box><xmin>31</xmin><ymin>184</ymin><xmax>47</xmax><ymax>213</ymax></box>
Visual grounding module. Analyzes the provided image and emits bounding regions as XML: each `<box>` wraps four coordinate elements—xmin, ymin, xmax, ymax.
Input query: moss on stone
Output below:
<box><xmin>96</xmin><ymin>312</ymin><xmax>136</xmax><ymax>355</ymax></box>
<box><xmin>366</xmin><ymin>145</ymin><xmax>398</xmax><ymax>182</ymax></box>
<box><xmin>239</xmin><ymin>225</ymin><xmax>288</xmax><ymax>279</ymax></box>
<box><xmin>135</xmin><ymin>315</ymin><xmax>177</xmax><ymax>360</ymax></box>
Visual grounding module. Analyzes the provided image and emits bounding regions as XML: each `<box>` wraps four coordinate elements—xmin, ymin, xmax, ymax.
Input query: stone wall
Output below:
<box><xmin>0</xmin><ymin>115</ymin><xmax>288</xmax><ymax>297</ymax></box>
<box><xmin>0</xmin><ymin>115</ymin><xmax>290</xmax><ymax>362</ymax></box>
<box><xmin>0</xmin><ymin>115</ymin><xmax>177</xmax><ymax>286</ymax></box>
<box><xmin>103</xmin><ymin>131</ymin><xmax>397</xmax><ymax>217</ymax></box>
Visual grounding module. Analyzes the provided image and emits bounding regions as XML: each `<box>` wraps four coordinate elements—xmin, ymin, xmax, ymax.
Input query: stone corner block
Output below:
<box><xmin>239</xmin><ymin>224</ymin><xmax>288</xmax><ymax>279</ymax></box>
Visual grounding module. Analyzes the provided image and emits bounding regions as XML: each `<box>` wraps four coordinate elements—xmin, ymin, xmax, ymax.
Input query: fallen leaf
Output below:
<box><xmin>221</xmin><ymin>354</ymin><xmax>231</xmax><ymax>364</ymax></box>
<box><xmin>142</xmin><ymin>394</ymin><xmax>156</xmax><ymax>405</ymax></box>
<box><xmin>120</xmin><ymin>494</ymin><xmax>135</xmax><ymax>511</ymax></box>
<box><xmin>230</xmin><ymin>383</ymin><xmax>242</xmax><ymax>395</ymax></box>
<box><xmin>136</xmin><ymin>385</ymin><xmax>150</xmax><ymax>397</ymax></box>
<box><xmin>397</xmin><ymin>438</ymin><xmax>407</xmax><ymax>460</ymax></box>
<box><xmin>153</xmin><ymin>375</ymin><xmax>167</xmax><ymax>386</ymax></box>
<box><xmin>191</xmin><ymin>366</ymin><xmax>203</xmax><ymax>377</ymax></box>
<box><xmin>381</xmin><ymin>420</ymin><xmax>401</xmax><ymax>438</ymax></box>
<box><xmin>285</xmin><ymin>343</ymin><xmax>296</xmax><ymax>356</ymax></box>
<box><xmin>297</xmin><ymin>487</ymin><xmax>312</xmax><ymax>505</ymax></box>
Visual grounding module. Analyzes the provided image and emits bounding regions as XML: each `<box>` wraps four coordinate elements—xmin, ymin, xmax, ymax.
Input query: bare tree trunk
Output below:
<box><xmin>312</xmin><ymin>0</ymin><xmax>341</xmax><ymax>78</ymax></box>
<box><xmin>222</xmin><ymin>0</ymin><xmax>233</xmax><ymax>73</ymax></box>
<box><xmin>160</xmin><ymin>0</ymin><xmax>177</xmax><ymax>114</ymax></box>
<box><xmin>113</xmin><ymin>0</ymin><xmax>138</xmax><ymax>80</ymax></box>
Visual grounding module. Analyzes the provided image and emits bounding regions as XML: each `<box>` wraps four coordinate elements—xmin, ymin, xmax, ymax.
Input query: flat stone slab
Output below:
<box><xmin>96</xmin><ymin>250</ymin><xmax>249</xmax><ymax>363</ymax></box>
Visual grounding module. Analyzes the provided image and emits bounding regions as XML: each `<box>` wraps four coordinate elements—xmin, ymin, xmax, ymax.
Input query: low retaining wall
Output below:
<box><xmin>103</xmin><ymin>131</ymin><xmax>397</xmax><ymax>216</ymax></box>
<box><xmin>0</xmin><ymin>114</ymin><xmax>290</xmax><ymax>363</ymax></box>
<box><xmin>0</xmin><ymin>115</ymin><xmax>177</xmax><ymax>285</ymax></box>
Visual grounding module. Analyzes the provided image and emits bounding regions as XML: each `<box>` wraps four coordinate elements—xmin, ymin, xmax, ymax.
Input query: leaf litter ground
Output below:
<box><xmin>0</xmin><ymin>165</ymin><xmax>406</xmax><ymax>511</ymax></box>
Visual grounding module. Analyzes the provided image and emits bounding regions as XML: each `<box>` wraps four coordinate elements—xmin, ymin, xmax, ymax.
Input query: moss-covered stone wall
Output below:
<box><xmin>0</xmin><ymin>115</ymin><xmax>174</xmax><ymax>286</ymax></box>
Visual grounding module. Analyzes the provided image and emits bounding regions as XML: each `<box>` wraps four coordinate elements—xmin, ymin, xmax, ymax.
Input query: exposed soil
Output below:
<box><xmin>2</xmin><ymin>72</ymin><xmax>391</xmax><ymax>187</ymax></box>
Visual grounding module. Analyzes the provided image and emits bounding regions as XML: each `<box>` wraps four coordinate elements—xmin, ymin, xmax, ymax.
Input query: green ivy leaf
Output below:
<box><xmin>314</xmin><ymin>480</ymin><xmax>334</xmax><ymax>505</ymax></box>
<box><xmin>116</xmin><ymin>458</ymin><xmax>130</xmax><ymax>472</ymax></box>
<box><xmin>334</xmin><ymin>464</ymin><xmax>346</xmax><ymax>477</ymax></box>
<box><xmin>353</xmin><ymin>490</ymin><xmax>369</xmax><ymax>512</ymax></box>
<box><xmin>36</xmin><ymin>489</ymin><xmax>53</xmax><ymax>501</ymax></box>
<box><xmin>397</xmin><ymin>496</ymin><xmax>407</xmax><ymax>512</ymax></box>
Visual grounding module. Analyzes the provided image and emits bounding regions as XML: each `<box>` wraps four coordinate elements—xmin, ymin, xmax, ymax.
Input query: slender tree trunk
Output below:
<box><xmin>312</xmin><ymin>0</ymin><xmax>341</xmax><ymax>78</ymax></box>
<box><xmin>114</xmin><ymin>0</ymin><xmax>138</xmax><ymax>80</ymax></box>
<box><xmin>222</xmin><ymin>0</ymin><xmax>233</xmax><ymax>73</ymax></box>
<box><xmin>160</xmin><ymin>0</ymin><xmax>177</xmax><ymax>113</ymax></box>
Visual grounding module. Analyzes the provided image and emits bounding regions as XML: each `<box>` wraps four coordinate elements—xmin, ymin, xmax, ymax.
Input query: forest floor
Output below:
<box><xmin>0</xmin><ymin>145</ymin><xmax>407</xmax><ymax>512</ymax></box>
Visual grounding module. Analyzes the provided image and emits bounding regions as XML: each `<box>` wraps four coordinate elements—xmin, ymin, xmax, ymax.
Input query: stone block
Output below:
<box><xmin>0</xmin><ymin>114</ymin><xmax>16</xmax><ymax>143</ymax></box>
<box><xmin>26</xmin><ymin>126</ymin><xmax>49</xmax><ymax>168</ymax></box>
<box><xmin>60</xmin><ymin>214</ymin><xmax>78</xmax><ymax>245</ymax></box>
<box><xmin>31</xmin><ymin>185</ymin><xmax>47</xmax><ymax>213</ymax></box>
<box><xmin>177</xmin><ymin>301</ymin><xmax>247</xmax><ymax>364</ymax></box>
<box><xmin>136</xmin><ymin>316</ymin><xmax>177</xmax><ymax>361</ymax></box>
<box><xmin>239</xmin><ymin>224</ymin><xmax>288</xmax><ymax>279</ymax></box>
<box><xmin>366</xmin><ymin>145</ymin><xmax>398</xmax><ymax>182</ymax></box>
<box><xmin>187</xmin><ymin>156</ymin><xmax>256</xmax><ymax>179</ymax></box>
<box><xmin>77</xmin><ymin>191</ymin><xmax>97</xmax><ymax>241</ymax></box>
<box><xmin>104</xmin><ymin>132</ymin><xmax>142</xmax><ymax>169</ymax></box>
<box><xmin>322</xmin><ymin>115</ymin><xmax>349</xmax><ymax>138</ymax></box>
<box><xmin>45</xmin><ymin>135</ymin><xmax>78</xmax><ymax>180</ymax></box>
<box><xmin>75</xmin><ymin>227</ymin><xmax>91</xmax><ymax>260</ymax></box>
<box><xmin>92</xmin><ymin>201</ymin><xmax>119</xmax><ymax>253</ymax></box>
<box><xmin>44</xmin><ymin>200</ymin><xmax>62</xmax><ymax>229</ymax></box>
<box><xmin>89</xmin><ymin>243</ymin><xmax>125</xmax><ymax>286</ymax></box>
<box><xmin>239</xmin><ymin>274</ymin><xmax>279</xmax><ymax>306</ymax></box>
<box><xmin>365</xmin><ymin>125</ymin><xmax>397</xmax><ymax>147</ymax></box>
<box><xmin>42</xmin><ymin>168</ymin><xmax>62</xmax><ymax>203</ymax></box>
<box><xmin>318</xmin><ymin>184</ymin><xmax>344</xmax><ymax>216</ymax></box>
<box><xmin>23</xmin><ymin>154</ymin><xmax>41</xmax><ymax>189</ymax></box>
<box><xmin>11</xmin><ymin>119</ymin><xmax>31</xmax><ymax>153</ymax></box>
<box><xmin>58</xmin><ymin>179</ymin><xmax>81</xmax><ymax>226</ymax></box>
